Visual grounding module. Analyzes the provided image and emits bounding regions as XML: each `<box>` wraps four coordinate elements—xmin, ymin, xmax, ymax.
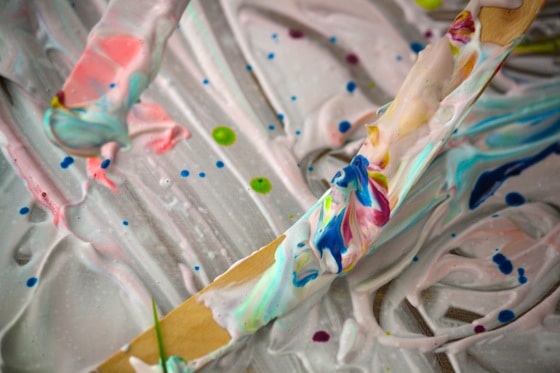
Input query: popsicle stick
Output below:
<box><xmin>96</xmin><ymin>1</ymin><xmax>544</xmax><ymax>371</ymax></box>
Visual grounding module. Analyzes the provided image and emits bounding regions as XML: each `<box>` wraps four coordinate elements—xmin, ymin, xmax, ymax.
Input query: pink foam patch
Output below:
<box><xmin>86</xmin><ymin>157</ymin><xmax>119</xmax><ymax>192</ymax></box>
<box><xmin>97</xmin><ymin>35</ymin><xmax>144</xmax><ymax>67</ymax></box>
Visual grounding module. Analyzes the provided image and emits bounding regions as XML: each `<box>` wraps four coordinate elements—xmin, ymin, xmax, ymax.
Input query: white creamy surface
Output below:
<box><xmin>0</xmin><ymin>0</ymin><xmax>559</xmax><ymax>372</ymax></box>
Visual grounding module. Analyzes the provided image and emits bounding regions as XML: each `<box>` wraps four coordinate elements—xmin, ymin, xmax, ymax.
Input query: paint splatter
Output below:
<box><xmin>288</xmin><ymin>29</ymin><xmax>304</xmax><ymax>39</ymax></box>
<box><xmin>346</xmin><ymin>81</ymin><xmax>357</xmax><ymax>93</ymax></box>
<box><xmin>212</xmin><ymin>126</ymin><xmax>237</xmax><ymax>146</ymax></box>
<box><xmin>473</xmin><ymin>325</ymin><xmax>486</xmax><ymax>333</ymax></box>
<box><xmin>216</xmin><ymin>160</ymin><xmax>225</xmax><ymax>168</ymax></box>
<box><xmin>250</xmin><ymin>177</ymin><xmax>272</xmax><ymax>194</ymax></box>
<box><xmin>19</xmin><ymin>207</ymin><xmax>30</xmax><ymax>215</ymax></box>
<box><xmin>346</xmin><ymin>53</ymin><xmax>359</xmax><ymax>65</ymax></box>
<box><xmin>410</xmin><ymin>41</ymin><xmax>425</xmax><ymax>53</ymax></box>
<box><xmin>505</xmin><ymin>192</ymin><xmax>525</xmax><ymax>206</ymax></box>
<box><xmin>415</xmin><ymin>0</ymin><xmax>442</xmax><ymax>11</ymax></box>
<box><xmin>497</xmin><ymin>309</ymin><xmax>516</xmax><ymax>323</ymax></box>
<box><xmin>60</xmin><ymin>156</ymin><xmax>74</xmax><ymax>169</ymax></box>
<box><xmin>26</xmin><ymin>277</ymin><xmax>38</xmax><ymax>287</ymax></box>
<box><xmin>312</xmin><ymin>330</ymin><xmax>330</xmax><ymax>342</ymax></box>
<box><xmin>338</xmin><ymin>120</ymin><xmax>351</xmax><ymax>133</ymax></box>
<box><xmin>518</xmin><ymin>268</ymin><xmax>528</xmax><ymax>284</ymax></box>
<box><xmin>180</xmin><ymin>169</ymin><xmax>190</xmax><ymax>178</ymax></box>
<box><xmin>122</xmin><ymin>220</ymin><xmax>129</xmax><ymax>226</ymax></box>
<box><xmin>492</xmin><ymin>252</ymin><xmax>513</xmax><ymax>275</ymax></box>
<box><xmin>100</xmin><ymin>159</ymin><xmax>111</xmax><ymax>169</ymax></box>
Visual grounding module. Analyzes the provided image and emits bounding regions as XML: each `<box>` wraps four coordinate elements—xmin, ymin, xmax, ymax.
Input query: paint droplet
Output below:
<box><xmin>474</xmin><ymin>325</ymin><xmax>486</xmax><ymax>333</ymax></box>
<box><xmin>180</xmin><ymin>169</ymin><xmax>190</xmax><ymax>178</ymax></box>
<box><xmin>312</xmin><ymin>330</ymin><xmax>330</xmax><ymax>342</ymax></box>
<box><xmin>505</xmin><ymin>192</ymin><xmax>525</xmax><ymax>206</ymax></box>
<box><xmin>267</xmin><ymin>52</ymin><xmax>275</xmax><ymax>60</ymax></box>
<box><xmin>451</xmin><ymin>232</ymin><xmax>457</xmax><ymax>237</ymax></box>
<box><xmin>346</xmin><ymin>53</ymin><xmax>359</xmax><ymax>65</ymax></box>
<box><xmin>202</xmin><ymin>78</ymin><xmax>209</xmax><ymax>85</ymax></box>
<box><xmin>412</xmin><ymin>256</ymin><xmax>419</xmax><ymax>262</ymax></box>
<box><xmin>415</xmin><ymin>0</ymin><xmax>443</xmax><ymax>11</ymax></box>
<box><xmin>410</xmin><ymin>41</ymin><xmax>425</xmax><ymax>53</ymax></box>
<box><xmin>396</xmin><ymin>55</ymin><xmax>403</xmax><ymax>61</ymax></box>
<box><xmin>295</xmin><ymin>130</ymin><xmax>301</xmax><ymax>136</ymax></box>
<box><xmin>122</xmin><ymin>220</ymin><xmax>129</xmax><ymax>226</ymax></box>
<box><xmin>100</xmin><ymin>159</ymin><xmax>111</xmax><ymax>169</ymax></box>
<box><xmin>338</xmin><ymin>120</ymin><xmax>351</xmax><ymax>133</ymax></box>
<box><xmin>288</xmin><ymin>29</ymin><xmax>304</xmax><ymax>38</ymax></box>
<box><xmin>346</xmin><ymin>81</ymin><xmax>357</xmax><ymax>93</ymax></box>
<box><xmin>268</xmin><ymin>124</ymin><xmax>275</xmax><ymax>131</ymax></box>
<box><xmin>19</xmin><ymin>207</ymin><xmax>30</xmax><ymax>215</ymax></box>
<box><xmin>60</xmin><ymin>156</ymin><xmax>74</xmax><ymax>169</ymax></box>
<box><xmin>198</xmin><ymin>172</ymin><xmax>206</xmax><ymax>178</ymax></box>
<box><xmin>246</xmin><ymin>64</ymin><xmax>252</xmax><ymax>71</ymax></box>
<box><xmin>518</xmin><ymin>267</ymin><xmax>528</xmax><ymax>284</ymax></box>
<box><xmin>250</xmin><ymin>177</ymin><xmax>272</xmax><ymax>194</ymax></box>
<box><xmin>291</xmin><ymin>95</ymin><xmax>297</xmax><ymax>101</ymax></box>
<box><xmin>498</xmin><ymin>309</ymin><xmax>515</xmax><ymax>323</ymax></box>
<box><xmin>26</xmin><ymin>277</ymin><xmax>38</xmax><ymax>287</ymax></box>
<box><xmin>109</xmin><ymin>82</ymin><xmax>116</xmax><ymax>88</ymax></box>
<box><xmin>212</xmin><ymin>126</ymin><xmax>236</xmax><ymax>146</ymax></box>
<box><xmin>216</xmin><ymin>161</ymin><xmax>225</xmax><ymax>168</ymax></box>
<box><xmin>492</xmin><ymin>253</ymin><xmax>513</xmax><ymax>275</ymax></box>
<box><xmin>277</xmin><ymin>113</ymin><xmax>285</xmax><ymax>121</ymax></box>
<box><xmin>194</xmin><ymin>265</ymin><xmax>200</xmax><ymax>271</ymax></box>
<box><xmin>329</xmin><ymin>36</ymin><xmax>337</xmax><ymax>43</ymax></box>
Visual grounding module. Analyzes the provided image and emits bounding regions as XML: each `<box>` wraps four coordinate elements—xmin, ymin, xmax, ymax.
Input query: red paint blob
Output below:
<box><xmin>312</xmin><ymin>330</ymin><xmax>330</xmax><ymax>342</ymax></box>
<box><xmin>424</xmin><ymin>30</ymin><xmax>433</xmax><ymax>39</ymax></box>
<box><xmin>474</xmin><ymin>325</ymin><xmax>486</xmax><ymax>334</ymax></box>
<box><xmin>288</xmin><ymin>29</ymin><xmax>304</xmax><ymax>39</ymax></box>
<box><xmin>56</xmin><ymin>90</ymin><xmax>65</xmax><ymax>105</ymax></box>
<box><xmin>346</xmin><ymin>53</ymin><xmax>359</xmax><ymax>65</ymax></box>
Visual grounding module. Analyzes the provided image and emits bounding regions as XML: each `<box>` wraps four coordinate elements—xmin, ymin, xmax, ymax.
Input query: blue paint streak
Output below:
<box><xmin>314</xmin><ymin>210</ymin><xmax>346</xmax><ymax>273</ymax></box>
<box><xmin>332</xmin><ymin>155</ymin><xmax>372</xmax><ymax>207</ymax></box>
<box><xmin>60</xmin><ymin>156</ymin><xmax>74</xmax><ymax>169</ymax></box>
<box><xmin>469</xmin><ymin>142</ymin><xmax>560</xmax><ymax>209</ymax></box>
<box><xmin>292</xmin><ymin>270</ymin><xmax>319</xmax><ymax>287</ymax></box>
<box><xmin>518</xmin><ymin>267</ymin><xmax>528</xmax><ymax>284</ymax></box>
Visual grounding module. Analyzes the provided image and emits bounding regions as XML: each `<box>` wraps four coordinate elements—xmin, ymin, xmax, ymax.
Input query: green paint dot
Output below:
<box><xmin>415</xmin><ymin>0</ymin><xmax>442</xmax><ymax>11</ymax></box>
<box><xmin>212</xmin><ymin>126</ymin><xmax>236</xmax><ymax>146</ymax></box>
<box><xmin>250</xmin><ymin>177</ymin><xmax>272</xmax><ymax>194</ymax></box>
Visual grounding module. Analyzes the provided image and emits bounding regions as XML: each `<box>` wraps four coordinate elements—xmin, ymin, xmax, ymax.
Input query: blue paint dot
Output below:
<box><xmin>492</xmin><ymin>253</ymin><xmax>513</xmax><ymax>275</ymax></box>
<box><xmin>410</xmin><ymin>41</ymin><xmax>425</xmax><ymax>53</ymax></box>
<box><xmin>297</xmin><ymin>242</ymin><xmax>305</xmax><ymax>248</ymax></box>
<box><xmin>505</xmin><ymin>192</ymin><xmax>525</xmax><ymax>206</ymax></box>
<box><xmin>109</xmin><ymin>82</ymin><xmax>116</xmax><ymax>88</ymax></box>
<box><xmin>308</xmin><ymin>166</ymin><xmax>314</xmax><ymax>172</ymax></box>
<box><xmin>518</xmin><ymin>267</ymin><xmax>528</xmax><ymax>284</ymax></box>
<box><xmin>122</xmin><ymin>220</ymin><xmax>129</xmax><ymax>226</ymax></box>
<box><xmin>60</xmin><ymin>156</ymin><xmax>74</xmax><ymax>169</ymax></box>
<box><xmin>180</xmin><ymin>169</ymin><xmax>190</xmax><ymax>178</ymax></box>
<box><xmin>277</xmin><ymin>113</ymin><xmax>285</xmax><ymax>121</ymax></box>
<box><xmin>492</xmin><ymin>213</ymin><xmax>500</xmax><ymax>218</ymax></box>
<box><xmin>194</xmin><ymin>265</ymin><xmax>200</xmax><ymax>271</ymax></box>
<box><xmin>199</xmin><ymin>172</ymin><xmax>206</xmax><ymax>178</ymax></box>
<box><xmin>100</xmin><ymin>159</ymin><xmax>111</xmax><ymax>169</ymax></box>
<box><xmin>26</xmin><ymin>277</ymin><xmax>38</xmax><ymax>287</ymax></box>
<box><xmin>202</xmin><ymin>78</ymin><xmax>209</xmax><ymax>85</ymax></box>
<box><xmin>338</xmin><ymin>120</ymin><xmax>351</xmax><ymax>133</ymax></box>
<box><xmin>216</xmin><ymin>160</ymin><xmax>225</xmax><ymax>168</ymax></box>
<box><xmin>246</xmin><ymin>64</ymin><xmax>253</xmax><ymax>71</ymax></box>
<box><xmin>268</xmin><ymin>124</ymin><xmax>275</xmax><ymax>131</ymax></box>
<box><xmin>396</xmin><ymin>55</ymin><xmax>403</xmax><ymax>61</ymax></box>
<box><xmin>451</xmin><ymin>233</ymin><xmax>457</xmax><ymax>238</ymax></box>
<box><xmin>267</xmin><ymin>52</ymin><xmax>275</xmax><ymax>60</ymax></box>
<box><xmin>412</xmin><ymin>256</ymin><xmax>419</xmax><ymax>262</ymax></box>
<box><xmin>272</xmin><ymin>33</ymin><xmax>278</xmax><ymax>40</ymax></box>
<box><xmin>346</xmin><ymin>81</ymin><xmax>357</xmax><ymax>93</ymax></box>
<box><xmin>291</xmin><ymin>95</ymin><xmax>297</xmax><ymax>101</ymax></box>
<box><xmin>329</xmin><ymin>36</ymin><xmax>337</xmax><ymax>43</ymax></box>
<box><xmin>295</xmin><ymin>130</ymin><xmax>301</xmax><ymax>136</ymax></box>
<box><xmin>497</xmin><ymin>309</ymin><xmax>515</xmax><ymax>323</ymax></box>
<box><xmin>19</xmin><ymin>207</ymin><xmax>30</xmax><ymax>215</ymax></box>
